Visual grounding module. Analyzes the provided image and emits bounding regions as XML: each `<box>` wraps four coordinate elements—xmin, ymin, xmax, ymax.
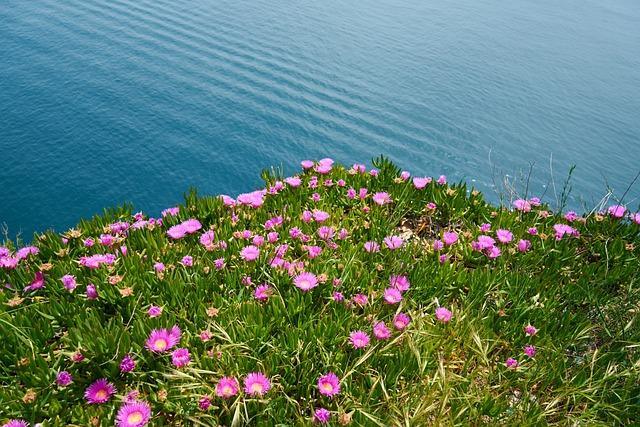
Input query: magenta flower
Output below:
<box><xmin>528</xmin><ymin>227</ymin><xmax>538</xmax><ymax>235</ymax></box>
<box><xmin>61</xmin><ymin>274</ymin><xmax>77</xmax><ymax>291</ymax></box>
<box><xmin>437</xmin><ymin>175</ymin><xmax>447</xmax><ymax>185</ymax></box>
<box><xmin>243</xmin><ymin>372</ymin><xmax>271</xmax><ymax>397</ymax></box>
<box><xmin>383</xmin><ymin>235</ymin><xmax>404</xmax><ymax>250</ymax></box>
<box><xmin>373</xmin><ymin>321</ymin><xmax>391</xmax><ymax>340</ymax></box>
<box><xmin>154</xmin><ymin>262</ymin><xmax>165</xmax><ymax>272</ymax></box>
<box><xmin>254</xmin><ymin>284</ymin><xmax>271</xmax><ymax>301</ymax></box>
<box><xmin>293</xmin><ymin>272</ymin><xmax>318</xmax><ymax>291</ymax></box>
<box><xmin>313</xmin><ymin>210</ymin><xmax>330</xmax><ymax>222</ymax></box>
<box><xmin>240</xmin><ymin>245</ymin><xmax>260</xmax><ymax>261</ymax></box>
<box><xmin>171</xmin><ymin>348</ymin><xmax>191</xmax><ymax>368</ymax></box>
<box><xmin>631</xmin><ymin>212</ymin><xmax>640</xmax><ymax>224</ymax></box>
<box><xmin>317</xmin><ymin>226</ymin><xmax>335</xmax><ymax>240</ymax></box>
<box><xmin>2</xmin><ymin>421</ymin><xmax>29</xmax><ymax>427</ymax></box>
<box><xmin>200</xmin><ymin>230</ymin><xmax>215</xmax><ymax>250</ymax></box>
<box><xmin>146</xmin><ymin>326</ymin><xmax>181</xmax><ymax>352</ymax></box>
<box><xmin>372</xmin><ymin>192</ymin><xmax>392</xmax><ymax>205</ymax></box>
<box><xmin>524</xmin><ymin>345</ymin><xmax>536</xmax><ymax>358</ymax></box>
<box><xmin>167</xmin><ymin>224</ymin><xmax>186</xmax><ymax>239</ymax></box>
<box><xmin>216</xmin><ymin>376</ymin><xmax>240</xmax><ymax>398</ymax></box>
<box><xmin>147</xmin><ymin>306</ymin><xmax>163</xmax><ymax>318</ymax></box>
<box><xmin>517</xmin><ymin>239</ymin><xmax>531</xmax><ymax>252</ymax></box>
<box><xmin>433</xmin><ymin>240</ymin><xmax>444</xmax><ymax>251</ymax></box>
<box><xmin>318</xmin><ymin>372</ymin><xmax>340</xmax><ymax>397</ymax></box>
<box><xmin>496</xmin><ymin>229</ymin><xmax>513</xmax><ymax>244</ymax></box>
<box><xmin>363</xmin><ymin>241</ymin><xmax>380</xmax><ymax>253</ymax></box>
<box><xmin>513</xmin><ymin>199</ymin><xmax>531</xmax><ymax>212</ymax></box>
<box><xmin>349</xmin><ymin>330</ymin><xmax>370</xmax><ymax>349</ymax></box>
<box><xmin>435</xmin><ymin>307</ymin><xmax>452</xmax><ymax>323</ymax></box>
<box><xmin>301</xmin><ymin>159</ymin><xmax>314</xmax><ymax>169</ymax></box>
<box><xmin>480</xmin><ymin>223</ymin><xmax>491</xmax><ymax>232</ymax></box>
<box><xmin>564</xmin><ymin>211</ymin><xmax>578</xmax><ymax>222</ymax></box>
<box><xmin>608</xmin><ymin>204</ymin><xmax>626</xmax><ymax>218</ymax></box>
<box><xmin>120</xmin><ymin>354</ymin><xmax>136</xmax><ymax>373</ymax></box>
<box><xmin>86</xmin><ymin>284</ymin><xmax>98</xmax><ymax>299</ymax></box>
<box><xmin>554</xmin><ymin>223</ymin><xmax>578</xmax><ymax>240</ymax></box>
<box><xmin>393</xmin><ymin>313</ymin><xmax>411</xmax><ymax>330</ymax></box>
<box><xmin>524</xmin><ymin>325</ymin><xmax>538</xmax><ymax>336</ymax></box>
<box><xmin>443</xmin><ymin>231</ymin><xmax>458</xmax><ymax>246</ymax></box>
<box><xmin>505</xmin><ymin>358</ymin><xmax>519</xmax><ymax>369</ymax></box>
<box><xmin>116</xmin><ymin>400</ymin><xmax>152</xmax><ymax>427</ymax></box>
<box><xmin>413</xmin><ymin>177</ymin><xmax>431</xmax><ymax>189</ymax></box>
<box><xmin>314</xmin><ymin>408</ymin><xmax>331</xmax><ymax>424</ymax></box>
<box><xmin>56</xmin><ymin>371</ymin><xmax>72</xmax><ymax>386</ymax></box>
<box><xmin>199</xmin><ymin>395</ymin><xmax>212</xmax><ymax>411</ymax></box>
<box><xmin>487</xmin><ymin>246</ymin><xmax>502</xmax><ymax>259</ymax></box>
<box><xmin>383</xmin><ymin>288</ymin><xmax>402</xmax><ymax>304</ymax></box>
<box><xmin>352</xmin><ymin>293</ymin><xmax>368</xmax><ymax>306</ymax></box>
<box><xmin>181</xmin><ymin>255</ymin><xmax>193</xmax><ymax>267</ymax></box>
<box><xmin>85</xmin><ymin>378</ymin><xmax>116</xmax><ymax>404</ymax></box>
<box><xmin>389</xmin><ymin>275</ymin><xmax>410</xmax><ymax>292</ymax></box>
<box><xmin>162</xmin><ymin>207</ymin><xmax>179</xmax><ymax>217</ymax></box>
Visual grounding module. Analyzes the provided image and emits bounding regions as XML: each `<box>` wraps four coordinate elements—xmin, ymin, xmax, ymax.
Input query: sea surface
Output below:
<box><xmin>1</xmin><ymin>0</ymin><xmax>639</xmax><ymax>239</ymax></box>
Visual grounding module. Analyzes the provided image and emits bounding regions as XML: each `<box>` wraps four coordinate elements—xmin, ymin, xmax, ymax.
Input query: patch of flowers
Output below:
<box><xmin>1</xmin><ymin>158</ymin><xmax>639</xmax><ymax>425</ymax></box>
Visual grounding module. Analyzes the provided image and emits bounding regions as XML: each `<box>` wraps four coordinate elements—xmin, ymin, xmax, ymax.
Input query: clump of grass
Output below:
<box><xmin>1</xmin><ymin>157</ymin><xmax>639</xmax><ymax>426</ymax></box>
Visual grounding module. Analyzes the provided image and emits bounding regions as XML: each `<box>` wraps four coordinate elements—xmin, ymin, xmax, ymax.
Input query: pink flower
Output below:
<box><xmin>216</xmin><ymin>376</ymin><xmax>239</xmax><ymax>398</ymax></box>
<box><xmin>359</xmin><ymin>188</ymin><xmax>368</xmax><ymax>199</ymax></box>
<box><xmin>383</xmin><ymin>235</ymin><xmax>404</xmax><ymax>250</ymax></box>
<box><xmin>199</xmin><ymin>395</ymin><xmax>212</xmax><ymax>411</ymax></box>
<box><xmin>237</xmin><ymin>190</ymin><xmax>266</xmax><ymax>208</ymax></box>
<box><xmin>154</xmin><ymin>262</ymin><xmax>165</xmax><ymax>272</ymax></box>
<box><xmin>147</xmin><ymin>306</ymin><xmax>163</xmax><ymax>318</ymax></box>
<box><xmin>116</xmin><ymin>400</ymin><xmax>151</xmax><ymax>427</ymax></box>
<box><xmin>167</xmin><ymin>224</ymin><xmax>187</xmax><ymax>239</ymax></box>
<box><xmin>200</xmin><ymin>230</ymin><xmax>215</xmax><ymax>250</ymax></box>
<box><xmin>505</xmin><ymin>358</ymin><xmax>519</xmax><ymax>369</ymax></box>
<box><xmin>285</xmin><ymin>176</ymin><xmax>302</xmax><ymax>187</ymax></box>
<box><xmin>120</xmin><ymin>354</ymin><xmax>136</xmax><ymax>373</ymax></box>
<box><xmin>314</xmin><ymin>408</ymin><xmax>331</xmax><ymax>424</ymax></box>
<box><xmin>146</xmin><ymin>326</ymin><xmax>181</xmax><ymax>352</ymax></box>
<box><xmin>632</xmin><ymin>213</ymin><xmax>640</xmax><ymax>225</ymax></box>
<box><xmin>527</xmin><ymin>227</ymin><xmax>538</xmax><ymax>235</ymax></box>
<box><xmin>349</xmin><ymin>330</ymin><xmax>370</xmax><ymax>348</ymax></box>
<box><xmin>61</xmin><ymin>274</ymin><xmax>77</xmax><ymax>291</ymax></box>
<box><xmin>517</xmin><ymin>239</ymin><xmax>531</xmax><ymax>252</ymax></box>
<box><xmin>553</xmin><ymin>223</ymin><xmax>578</xmax><ymax>240</ymax></box>
<box><xmin>313</xmin><ymin>210</ymin><xmax>330</xmax><ymax>222</ymax></box>
<box><xmin>413</xmin><ymin>177</ymin><xmax>431</xmax><ymax>189</ymax></box>
<box><xmin>243</xmin><ymin>372</ymin><xmax>271</xmax><ymax>396</ymax></box>
<box><xmin>254</xmin><ymin>284</ymin><xmax>271</xmax><ymax>301</ymax></box>
<box><xmin>301</xmin><ymin>160</ymin><xmax>314</xmax><ymax>169</ymax></box>
<box><xmin>564</xmin><ymin>211</ymin><xmax>578</xmax><ymax>222</ymax></box>
<box><xmin>363</xmin><ymin>241</ymin><xmax>380</xmax><ymax>253</ymax></box>
<box><xmin>480</xmin><ymin>223</ymin><xmax>491</xmax><ymax>232</ymax></box>
<box><xmin>306</xmin><ymin>245</ymin><xmax>323</xmax><ymax>258</ymax></box>
<box><xmin>524</xmin><ymin>345</ymin><xmax>536</xmax><ymax>358</ymax></box>
<box><xmin>56</xmin><ymin>371</ymin><xmax>72</xmax><ymax>386</ymax></box>
<box><xmin>529</xmin><ymin>197</ymin><xmax>541</xmax><ymax>206</ymax></box>
<box><xmin>383</xmin><ymin>288</ymin><xmax>402</xmax><ymax>304</ymax></box>
<box><xmin>171</xmin><ymin>348</ymin><xmax>191</xmax><ymax>367</ymax></box>
<box><xmin>373</xmin><ymin>321</ymin><xmax>391</xmax><ymax>340</ymax></box>
<box><xmin>317</xmin><ymin>372</ymin><xmax>340</xmax><ymax>397</ymax></box>
<box><xmin>400</xmin><ymin>171</ymin><xmax>410</xmax><ymax>180</ymax></box>
<box><xmin>317</xmin><ymin>226</ymin><xmax>335</xmax><ymax>240</ymax></box>
<box><xmin>496</xmin><ymin>229</ymin><xmax>513</xmax><ymax>244</ymax></box>
<box><xmin>393</xmin><ymin>313</ymin><xmax>411</xmax><ymax>330</ymax></box>
<box><xmin>293</xmin><ymin>272</ymin><xmax>318</xmax><ymax>291</ymax></box>
<box><xmin>435</xmin><ymin>307</ymin><xmax>452</xmax><ymax>323</ymax></box>
<box><xmin>352</xmin><ymin>293</ymin><xmax>368</xmax><ymax>306</ymax></box>
<box><xmin>85</xmin><ymin>378</ymin><xmax>116</xmax><ymax>404</ymax></box>
<box><xmin>487</xmin><ymin>246</ymin><xmax>502</xmax><ymax>259</ymax></box>
<box><xmin>372</xmin><ymin>192</ymin><xmax>392</xmax><ymax>205</ymax></box>
<box><xmin>389</xmin><ymin>275</ymin><xmax>410</xmax><ymax>292</ymax></box>
<box><xmin>443</xmin><ymin>231</ymin><xmax>458</xmax><ymax>246</ymax></box>
<box><xmin>240</xmin><ymin>245</ymin><xmax>260</xmax><ymax>261</ymax></box>
<box><xmin>475</xmin><ymin>235</ymin><xmax>495</xmax><ymax>250</ymax></box>
<box><xmin>524</xmin><ymin>325</ymin><xmax>538</xmax><ymax>336</ymax></box>
<box><xmin>437</xmin><ymin>175</ymin><xmax>447</xmax><ymax>185</ymax></box>
<box><xmin>333</xmin><ymin>291</ymin><xmax>344</xmax><ymax>302</ymax></box>
<box><xmin>608</xmin><ymin>204</ymin><xmax>626</xmax><ymax>218</ymax></box>
<box><xmin>433</xmin><ymin>240</ymin><xmax>444</xmax><ymax>251</ymax></box>
<box><xmin>214</xmin><ymin>258</ymin><xmax>225</xmax><ymax>269</ymax></box>
<box><xmin>181</xmin><ymin>255</ymin><xmax>193</xmax><ymax>267</ymax></box>
<box><xmin>346</xmin><ymin>188</ymin><xmax>356</xmax><ymax>199</ymax></box>
<box><xmin>162</xmin><ymin>207</ymin><xmax>179</xmax><ymax>217</ymax></box>
<box><xmin>513</xmin><ymin>199</ymin><xmax>531</xmax><ymax>212</ymax></box>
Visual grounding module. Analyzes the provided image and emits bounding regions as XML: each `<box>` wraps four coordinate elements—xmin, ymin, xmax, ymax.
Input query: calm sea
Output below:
<box><xmin>1</xmin><ymin>0</ymin><xmax>639</xmax><ymax>239</ymax></box>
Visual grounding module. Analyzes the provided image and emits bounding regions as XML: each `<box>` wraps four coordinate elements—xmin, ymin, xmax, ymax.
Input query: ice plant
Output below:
<box><xmin>435</xmin><ymin>307</ymin><xmax>452</xmax><ymax>323</ymax></box>
<box><xmin>120</xmin><ymin>354</ymin><xmax>136</xmax><ymax>373</ymax></box>
<box><xmin>116</xmin><ymin>400</ymin><xmax>152</xmax><ymax>427</ymax></box>
<box><xmin>293</xmin><ymin>272</ymin><xmax>318</xmax><ymax>291</ymax></box>
<box><xmin>383</xmin><ymin>287</ymin><xmax>402</xmax><ymax>304</ymax></box>
<box><xmin>146</xmin><ymin>326</ymin><xmax>181</xmax><ymax>352</ymax></box>
<box><xmin>318</xmin><ymin>372</ymin><xmax>340</xmax><ymax>397</ymax></box>
<box><xmin>2</xmin><ymin>421</ymin><xmax>29</xmax><ymax>427</ymax></box>
<box><xmin>171</xmin><ymin>348</ymin><xmax>191</xmax><ymax>367</ymax></box>
<box><xmin>314</xmin><ymin>408</ymin><xmax>331</xmax><ymax>424</ymax></box>
<box><xmin>349</xmin><ymin>330</ymin><xmax>370</xmax><ymax>348</ymax></box>
<box><xmin>373</xmin><ymin>321</ymin><xmax>391</xmax><ymax>340</ymax></box>
<box><xmin>216</xmin><ymin>376</ymin><xmax>239</xmax><ymax>399</ymax></box>
<box><xmin>243</xmin><ymin>372</ymin><xmax>271</xmax><ymax>397</ymax></box>
<box><xmin>56</xmin><ymin>371</ymin><xmax>72</xmax><ymax>386</ymax></box>
<box><xmin>85</xmin><ymin>378</ymin><xmax>115</xmax><ymax>404</ymax></box>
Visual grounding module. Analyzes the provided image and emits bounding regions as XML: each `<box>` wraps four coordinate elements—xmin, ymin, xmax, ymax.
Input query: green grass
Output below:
<box><xmin>1</xmin><ymin>157</ymin><xmax>639</xmax><ymax>426</ymax></box>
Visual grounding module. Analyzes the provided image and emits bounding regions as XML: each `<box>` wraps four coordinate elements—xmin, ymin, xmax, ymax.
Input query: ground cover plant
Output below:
<box><xmin>1</xmin><ymin>157</ymin><xmax>639</xmax><ymax>426</ymax></box>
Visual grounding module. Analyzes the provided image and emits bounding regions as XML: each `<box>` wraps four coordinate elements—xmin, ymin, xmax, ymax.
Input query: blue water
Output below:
<box><xmin>1</xmin><ymin>0</ymin><xmax>640</xmax><ymax>239</ymax></box>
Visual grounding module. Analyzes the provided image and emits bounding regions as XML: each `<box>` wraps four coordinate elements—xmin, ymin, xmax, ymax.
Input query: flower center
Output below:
<box><xmin>321</xmin><ymin>383</ymin><xmax>333</xmax><ymax>392</ymax></box>
<box><xmin>223</xmin><ymin>386</ymin><xmax>233</xmax><ymax>396</ymax></box>
<box><xmin>127</xmin><ymin>411</ymin><xmax>143</xmax><ymax>424</ymax></box>
<box><xmin>251</xmin><ymin>383</ymin><xmax>263</xmax><ymax>393</ymax></box>
<box><xmin>96</xmin><ymin>389</ymin><xmax>107</xmax><ymax>399</ymax></box>
<box><xmin>154</xmin><ymin>338</ymin><xmax>167</xmax><ymax>350</ymax></box>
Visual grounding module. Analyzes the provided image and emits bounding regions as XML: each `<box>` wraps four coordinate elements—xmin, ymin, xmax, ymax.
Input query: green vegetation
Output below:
<box><xmin>1</xmin><ymin>158</ymin><xmax>638</xmax><ymax>426</ymax></box>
